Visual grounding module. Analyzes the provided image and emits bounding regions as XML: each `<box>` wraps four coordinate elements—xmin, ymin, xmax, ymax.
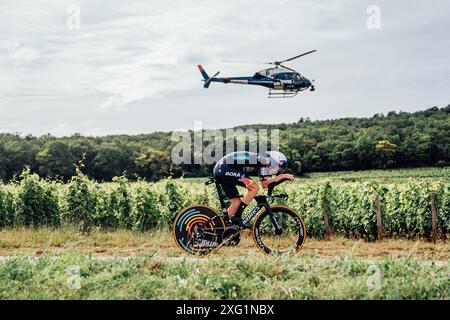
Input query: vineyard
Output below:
<box><xmin>302</xmin><ymin>167</ymin><xmax>450</xmax><ymax>181</ymax></box>
<box><xmin>0</xmin><ymin>168</ymin><xmax>448</xmax><ymax>240</ymax></box>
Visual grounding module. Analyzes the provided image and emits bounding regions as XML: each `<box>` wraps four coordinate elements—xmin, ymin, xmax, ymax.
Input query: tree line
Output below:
<box><xmin>0</xmin><ymin>105</ymin><xmax>448</xmax><ymax>182</ymax></box>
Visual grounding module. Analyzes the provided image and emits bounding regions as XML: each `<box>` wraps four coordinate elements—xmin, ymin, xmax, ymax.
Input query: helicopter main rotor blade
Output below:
<box><xmin>278</xmin><ymin>50</ymin><xmax>317</xmax><ymax>64</ymax></box>
<box><xmin>221</xmin><ymin>50</ymin><xmax>316</xmax><ymax>67</ymax></box>
<box><xmin>222</xmin><ymin>60</ymin><xmax>271</xmax><ymax>65</ymax></box>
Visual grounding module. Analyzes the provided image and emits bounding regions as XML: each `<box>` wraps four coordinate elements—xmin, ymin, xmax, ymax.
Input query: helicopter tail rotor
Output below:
<box><xmin>198</xmin><ymin>65</ymin><xmax>220</xmax><ymax>88</ymax></box>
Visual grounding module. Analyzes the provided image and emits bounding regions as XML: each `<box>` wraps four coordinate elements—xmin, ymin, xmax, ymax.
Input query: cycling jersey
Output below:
<box><xmin>213</xmin><ymin>151</ymin><xmax>274</xmax><ymax>198</ymax></box>
<box><xmin>219</xmin><ymin>151</ymin><xmax>270</xmax><ymax>176</ymax></box>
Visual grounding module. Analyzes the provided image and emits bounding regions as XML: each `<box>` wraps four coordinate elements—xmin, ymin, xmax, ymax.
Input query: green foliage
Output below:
<box><xmin>433</xmin><ymin>182</ymin><xmax>450</xmax><ymax>233</ymax></box>
<box><xmin>91</xmin><ymin>144</ymin><xmax>128</xmax><ymax>181</ymax></box>
<box><xmin>394</xmin><ymin>181</ymin><xmax>434</xmax><ymax>236</ymax></box>
<box><xmin>161</xmin><ymin>179</ymin><xmax>189</xmax><ymax>226</ymax></box>
<box><xmin>65</xmin><ymin>168</ymin><xmax>95</xmax><ymax>232</ymax></box>
<box><xmin>283</xmin><ymin>178</ymin><xmax>449</xmax><ymax>239</ymax></box>
<box><xmin>111</xmin><ymin>176</ymin><xmax>133</xmax><ymax>229</ymax></box>
<box><xmin>0</xmin><ymin>170</ymin><xmax>448</xmax><ymax>238</ymax></box>
<box><xmin>132</xmin><ymin>184</ymin><xmax>161</xmax><ymax>231</ymax></box>
<box><xmin>36</xmin><ymin>141</ymin><xmax>77</xmax><ymax>180</ymax></box>
<box><xmin>375</xmin><ymin>140</ymin><xmax>398</xmax><ymax>168</ymax></box>
<box><xmin>15</xmin><ymin>168</ymin><xmax>60</xmax><ymax>228</ymax></box>
<box><xmin>91</xmin><ymin>186</ymin><xmax>118</xmax><ymax>230</ymax></box>
<box><xmin>134</xmin><ymin>148</ymin><xmax>173</xmax><ymax>181</ymax></box>
<box><xmin>303</xmin><ymin>167</ymin><xmax>449</xmax><ymax>181</ymax></box>
<box><xmin>330</xmin><ymin>182</ymin><xmax>380</xmax><ymax>239</ymax></box>
<box><xmin>0</xmin><ymin>106</ymin><xmax>449</xmax><ymax>182</ymax></box>
<box><xmin>0</xmin><ymin>183</ymin><xmax>15</xmax><ymax>228</ymax></box>
<box><xmin>286</xmin><ymin>183</ymin><xmax>325</xmax><ymax>237</ymax></box>
<box><xmin>42</xmin><ymin>184</ymin><xmax>61</xmax><ymax>227</ymax></box>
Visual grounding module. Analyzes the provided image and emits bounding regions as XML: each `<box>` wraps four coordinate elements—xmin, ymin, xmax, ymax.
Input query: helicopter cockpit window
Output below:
<box><xmin>276</xmin><ymin>73</ymin><xmax>293</xmax><ymax>80</ymax></box>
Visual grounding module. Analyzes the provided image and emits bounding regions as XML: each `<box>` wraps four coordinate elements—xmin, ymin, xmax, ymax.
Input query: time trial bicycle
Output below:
<box><xmin>173</xmin><ymin>177</ymin><xmax>306</xmax><ymax>256</ymax></box>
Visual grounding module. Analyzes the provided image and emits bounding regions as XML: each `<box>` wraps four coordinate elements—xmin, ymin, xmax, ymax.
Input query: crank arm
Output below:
<box><xmin>206</xmin><ymin>229</ymin><xmax>242</xmax><ymax>256</ymax></box>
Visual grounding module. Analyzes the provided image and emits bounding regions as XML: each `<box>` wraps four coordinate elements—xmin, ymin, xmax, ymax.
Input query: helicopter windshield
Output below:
<box><xmin>274</xmin><ymin>73</ymin><xmax>294</xmax><ymax>80</ymax></box>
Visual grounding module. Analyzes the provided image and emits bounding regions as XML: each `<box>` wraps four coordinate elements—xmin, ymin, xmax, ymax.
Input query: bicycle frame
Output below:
<box><xmin>206</xmin><ymin>177</ymin><xmax>287</xmax><ymax>234</ymax></box>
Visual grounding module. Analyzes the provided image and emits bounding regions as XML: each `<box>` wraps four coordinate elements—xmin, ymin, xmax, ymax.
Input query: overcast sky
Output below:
<box><xmin>0</xmin><ymin>0</ymin><xmax>449</xmax><ymax>136</ymax></box>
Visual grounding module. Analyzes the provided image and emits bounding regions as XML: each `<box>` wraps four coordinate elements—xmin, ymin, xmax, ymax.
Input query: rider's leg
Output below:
<box><xmin>227</xmin><ymin>180</ymin><xmax>259</xmax><ymax>218</ymax></box>
<box><xmin>230</xmin><ymin>180</ymin><xmax>259</xmax><ymax>227</ymax></box>
<box><xmin>241</xmin><ymin>179</ymin><xmax>260</xmax><ymax>205</ymax></box>
<box><xmin>216</xmin><ymin>169</ymin><xmax>259</xmax><ymax>225</ymax></box>
<box><xmin>227</xmin><ymin>198</ymin><xmax>242</xmax><ymax>219</ymax></box>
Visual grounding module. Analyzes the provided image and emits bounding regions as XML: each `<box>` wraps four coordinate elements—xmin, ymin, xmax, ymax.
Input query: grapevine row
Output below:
<box><xmin>0</xmin><ymin>169</ymin><xmax>448</xmax><ymax>239</ymax></box>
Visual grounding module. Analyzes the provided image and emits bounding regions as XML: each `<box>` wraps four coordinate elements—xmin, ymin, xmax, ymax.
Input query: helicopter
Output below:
<box><xmin>198</xmin><ymin>50</ymin><xmax>316</xmax><ymax>98</ymax></box>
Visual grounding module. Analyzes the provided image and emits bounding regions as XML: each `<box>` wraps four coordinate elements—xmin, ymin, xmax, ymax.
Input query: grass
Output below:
<box><xmin>0</xmin><ymin>228</ymin><xmax>448</xmax><ymax>299</ymax></box>
<box><xmin>0</xmin><ymin>227</ymin><xmax>448</xmax><ymax>261</ymax></box>
<box><xmin>0</xmin><ymin>252</ymin><xmax>448</xmax><ymax>299</ymax></box>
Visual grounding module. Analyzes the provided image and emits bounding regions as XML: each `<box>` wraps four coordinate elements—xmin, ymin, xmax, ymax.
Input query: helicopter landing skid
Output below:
<box><xmin>268</xmin><ymin>90</ymin><xmax>299</xmax><ymax>98</ymax></box>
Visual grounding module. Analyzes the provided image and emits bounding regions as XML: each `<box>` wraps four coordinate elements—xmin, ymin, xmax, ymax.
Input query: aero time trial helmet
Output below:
<box><xmin>264</xmin><ymin>151</ymin><xmax>287</xmax><ymax>175</ymax></box>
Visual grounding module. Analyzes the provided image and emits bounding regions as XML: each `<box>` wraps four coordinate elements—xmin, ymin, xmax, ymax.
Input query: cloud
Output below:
<box><xmin>98</xmin><ymin>96</ymin><xmax>124</xmax><ymax>111</ymax></box>
<box><xmin>10</xmin><ymin>46</ymin><xmax>40</xmax><ymax>64</ymax></box>
<box><xmin>0</xmin><ymin>0</ymin><xmax>449</xmax><ymax>136</ymax></box>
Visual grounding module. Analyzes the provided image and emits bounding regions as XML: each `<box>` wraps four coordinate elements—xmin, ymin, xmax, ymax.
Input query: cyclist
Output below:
<box><xmin>213</xmin><ymin>151</ymin><xmax>294</xmax><ymax>227</ymax></box>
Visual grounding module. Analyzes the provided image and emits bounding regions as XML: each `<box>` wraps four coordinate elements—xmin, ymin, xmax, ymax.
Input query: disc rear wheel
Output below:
<box><xmin>173</xmin><ymin>205</ymin><xmax>225</xmax><ymax>256</ymax></box>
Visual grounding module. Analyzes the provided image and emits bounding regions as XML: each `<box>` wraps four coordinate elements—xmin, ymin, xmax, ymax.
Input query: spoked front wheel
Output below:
<box><xmin>252</xmin><ymin>205</ymin><xmax>306</xmax><ymax>256</ymax></box>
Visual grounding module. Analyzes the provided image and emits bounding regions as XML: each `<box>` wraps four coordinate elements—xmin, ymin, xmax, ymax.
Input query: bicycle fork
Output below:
<box><xmin>253</xmin><ymin>196</ymin><xmax>283</xmax><ymax>236</ymax></box>
<box><xmin>264</xmin><ymin>205</ymin><xmax>284</xmax><ymax>235</ymax></box>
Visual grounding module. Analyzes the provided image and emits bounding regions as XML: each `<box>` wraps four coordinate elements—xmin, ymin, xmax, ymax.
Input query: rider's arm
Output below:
<box><xmin>260</xmin><ymin>174</ymin><xmax>294</xmax><ymax>189</ymax></box>
<box><xmin>260</xmin><ymin>177</ymin><xmax>270</xmax><ymax>189</ymax></box>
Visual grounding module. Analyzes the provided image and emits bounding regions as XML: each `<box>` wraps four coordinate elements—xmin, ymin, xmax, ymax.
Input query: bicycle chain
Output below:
<box><xmin>205</xmin><ymin>227</ymin><xmax>243</xmax><ymax>256</ymax></box>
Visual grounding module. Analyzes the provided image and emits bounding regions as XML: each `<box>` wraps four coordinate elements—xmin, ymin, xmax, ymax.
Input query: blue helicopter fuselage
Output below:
<box><xmin>198</xmin><ymin>65</ymin><xmax>313</xmax><ymax>92</ymax></box>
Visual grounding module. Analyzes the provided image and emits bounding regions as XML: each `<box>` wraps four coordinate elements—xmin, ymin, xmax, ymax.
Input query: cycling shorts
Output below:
<box><xmin>213</xmin><ymin>163</ymin><xmax>250</xmax><ymax>198</ymax></box>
